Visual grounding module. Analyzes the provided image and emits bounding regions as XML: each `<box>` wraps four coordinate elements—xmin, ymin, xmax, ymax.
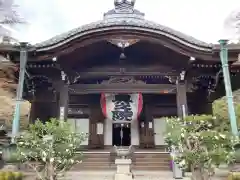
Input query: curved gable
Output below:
<box><xmin>34</xmin><ymin>0</ymin><xmax>213</xmax><ymax>53</ymax></box>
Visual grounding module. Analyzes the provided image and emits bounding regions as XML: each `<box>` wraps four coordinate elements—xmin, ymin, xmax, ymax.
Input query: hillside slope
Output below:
<box><xmin>0</xmin><ymin>59</ymin><xmax>30</xmax><ymax>129</ymax></box>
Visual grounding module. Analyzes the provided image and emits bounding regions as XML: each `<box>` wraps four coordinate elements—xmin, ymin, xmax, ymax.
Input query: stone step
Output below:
<box><xmin>81</xmin><ymin>162</ymin><xmax>111</xmax><ymax>166</ymax></box>
<box><xmin>76</xmin><ymin>152</ymin><xmax>171</xmax><ymax>171</ymax></box>
<box><xmin>83</xmin><ymin>153</ymin><xmax>110</xmax><ymax>155</ymax></box>
<box><xmin>132</xmin><ymin>165</ymin><xmax>170</xmax><ymax>171</ymax></box>
<box><xmin>134</xmin><ymin>161</ymin><xmax>169</xmax><ymax>165</ymax></box>
<box><xmin>82</xmin><ymin>158</ymin><xmax>110</xmax><ymax>162</ymax></box>
<box><xmin>135</xmin><ymin>157</ymin><xmax>170</xmax><ymax>161</ymax></box>
<box><xmin>80</xmin><ymin>155</ymin><xmax>112</xmax><ymax>170</ymax></box>
<box><xmin>133</xmin><ymin>153</ymin><xmax>170</xmax><ymax>171</ymax></box>
<box><xmin>134</xmin><ymin>153</ymin><xmax>170</xmax><ymax>158</ymax></box>
<box><xmin>71</xmin><ymin>164</ymin><xmax>116</xmax><ymax>171</ymax></box>
<box><xmin>82</xmin><ymin>154</ymin><xmax>110</xmax><ymax>158</ymax></box>
<box><xmin>135</xmin><ymin>158</ymin><xmax>170</xmax><ymax>162</ymax></box>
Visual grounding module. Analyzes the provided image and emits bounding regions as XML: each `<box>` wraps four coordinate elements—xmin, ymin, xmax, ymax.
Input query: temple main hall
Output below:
<box><xmin>1</xmin><ymin>0</ymin><xmax>240</xmax><ymax>171</ymax></box>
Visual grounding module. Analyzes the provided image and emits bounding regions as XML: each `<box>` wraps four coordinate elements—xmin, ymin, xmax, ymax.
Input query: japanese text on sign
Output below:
<box><xmin>112</xmin><ymin>100</ymin><xmax>133</xmax><ymax>121</ymax></box>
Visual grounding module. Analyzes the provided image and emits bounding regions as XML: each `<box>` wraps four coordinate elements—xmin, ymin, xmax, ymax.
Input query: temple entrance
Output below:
<box><xmin>112</xmin><ymin>123</ymin><xmax>131</xmax><ymax>146</ymax></box>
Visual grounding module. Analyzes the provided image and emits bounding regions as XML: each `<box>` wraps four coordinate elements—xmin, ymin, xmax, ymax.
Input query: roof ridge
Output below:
<box><xmin>34</xmin><ymin>18</ymin><xmax>212</xmax><ymax>51</ymax></box>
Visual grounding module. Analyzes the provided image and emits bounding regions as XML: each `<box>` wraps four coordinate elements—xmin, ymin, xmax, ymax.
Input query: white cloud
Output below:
<box><xmin>13</xmin><ymin>0</ymin><xmax>240</xmax><ymax>44</ymax></box>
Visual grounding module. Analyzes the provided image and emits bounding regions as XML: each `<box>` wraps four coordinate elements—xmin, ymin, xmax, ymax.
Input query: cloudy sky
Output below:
<box><xmin>13</xmin><ymin>0</ymin><xmax>239</xmax><ymax>44</ymax></box>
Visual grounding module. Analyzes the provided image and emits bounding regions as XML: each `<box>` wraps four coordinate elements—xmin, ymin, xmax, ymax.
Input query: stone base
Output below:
<box><xmin>114</xmin><ymin>173</ymin><xmax>133</xmax><ymax>180</ymax></box>
<box><xmin>115</xmin><ymin>159</ymin><xmax>133</xmax><ymax>180</ymax></box>
<box><xmin>115</xmin><ymin>159</ymin><xmax>132</xmax><ymax>173</ymax></box>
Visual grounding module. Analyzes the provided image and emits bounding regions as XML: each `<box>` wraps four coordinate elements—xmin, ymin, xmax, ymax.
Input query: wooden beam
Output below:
<box><xmin>0</xmin><ymin>44</ymin><xmax>19</xmax><ymax>52</ymax></box>
<box><xmin>69</xmin><ymin>84</ymin><xmax>193</xmax><ymax>94</ymax></box>
<box><xmin>74</xmin><ymin>65</ymin><xmax>179</xmax><ymax>78</ymax></box>
<box><xmin>80</xmin><ymin>65</ymin><xmax>176</xmax><ymax>72</ymax></box>
<box><xmin>77</xmin><ymin>71</ymin><xmax>178</xmax><ymax>78</ymax></box>
<box><xmin>15</xmin><ymin>56</ymin><xmax>51</xmax><ymax>62</ymax></box>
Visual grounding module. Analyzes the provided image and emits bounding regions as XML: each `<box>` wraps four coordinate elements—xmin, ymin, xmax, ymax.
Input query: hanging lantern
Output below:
<box><xmin>100</xmin><ymin>93</ymin><xmax>143</xmax><ymax>122</ymax></box>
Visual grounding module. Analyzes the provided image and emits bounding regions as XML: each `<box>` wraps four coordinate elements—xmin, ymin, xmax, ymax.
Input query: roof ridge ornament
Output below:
<box><xmin>114</xmin><ymin>0</ymin><xmax>135</xmax><ymax>12</ymax></box>
<box><xmin>104</xmin><ymin>0</ymin><xmax>144</xmax><ymax>20</ymax></box>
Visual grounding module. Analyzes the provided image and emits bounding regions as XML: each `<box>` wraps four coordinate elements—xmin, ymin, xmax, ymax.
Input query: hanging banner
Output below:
<box><xmin>101</xmin><ymin>93</ymin><xmax>143</xmax><ymax>122</ymax></box>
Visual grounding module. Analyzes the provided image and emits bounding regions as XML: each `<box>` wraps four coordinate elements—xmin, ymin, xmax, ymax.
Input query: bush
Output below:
<box><xmin>2</xmin><ymin>144</ymin><xmax>20</xmax><ymax>164</ymax></box>
<box><xmin>164</xmin><ymin>115</ymin><xmax>239</xmax><ymax>180</ymax></box>
<box><xmin>0</xmin><ymin>171</ymin><xmax>23</xmax><ymax>180</ymax></box>
<box><xmin>228</xmin><ymin>172</ymin><xmax>240</xmax><ymax>180</ymax></box>
<box><xmin>213</xmin><ymin>92</ymin><xmax>240</xmax><ymax>130</ymax></box>
<box><xmin>16</xmin><ymin>118</ymin><xmax>87</xmax><ymax>180</ymax></box>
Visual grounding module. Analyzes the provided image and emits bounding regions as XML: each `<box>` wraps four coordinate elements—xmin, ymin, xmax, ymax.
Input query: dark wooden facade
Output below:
<box><xmin>1</xmin><ymin>0</ymin><xmax>240</xmax><ymax>148</ymax></box>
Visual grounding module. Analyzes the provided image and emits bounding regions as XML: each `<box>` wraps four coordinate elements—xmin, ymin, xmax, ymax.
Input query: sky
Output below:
<box><xmin>12</xmin><ymin>0</ymin><xmax>240</xmax><ymax>44</ymax></box>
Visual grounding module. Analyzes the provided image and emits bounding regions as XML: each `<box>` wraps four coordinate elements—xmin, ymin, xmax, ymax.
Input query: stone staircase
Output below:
<box><xmin>71</xmin><ymin>152</ymin><xmax>115</xmax><ymax>171</ymax></box>
<box><xmin>71</xmin><ymin>151</ymin><xmax>170</xmax><ymax>171</ymax></box>
<box><xmin>132</xmin><ymin>152</ymin><xmax>170</xmax><ymax>171</ymax></box>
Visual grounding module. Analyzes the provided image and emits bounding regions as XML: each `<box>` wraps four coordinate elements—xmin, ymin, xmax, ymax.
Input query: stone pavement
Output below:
<box><xmin>63</xmin><ymin>170</ymin><xmax>228</xmax><ymax>180</ymax></box>
<box><xmin>25</xmin><ymin>169</ymin><xmax>229</xmax><ymax>180</ymax></box>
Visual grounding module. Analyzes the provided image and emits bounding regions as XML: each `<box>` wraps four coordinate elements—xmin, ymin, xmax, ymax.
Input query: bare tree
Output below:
<box><xmin>0</xmin><ymin>0</ymin><xmax>25</xmax><ymax>24</ymax></box>
<box><xmin>0</xmin><ymin>0</ymin><xmax>29</xmax><ymax>128</ymax></box>
<box><xmin>224</xmin><ymin>8</ymin><xmax>240</xmax><ymax>42</ymax></box>
<box><xmin>0</xmin><ymin>0</ymin><xmax>26</xmax><ymax>42</ymax></box>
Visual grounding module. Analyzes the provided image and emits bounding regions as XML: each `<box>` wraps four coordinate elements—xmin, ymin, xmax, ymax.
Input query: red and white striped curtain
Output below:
<box><xmin>101</xmin><ymin>93</ymin><xmax>143</xmax><ymax>122</ymax></box>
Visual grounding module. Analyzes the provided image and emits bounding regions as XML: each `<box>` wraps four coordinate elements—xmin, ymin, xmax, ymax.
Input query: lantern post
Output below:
<box><xmin>11</xmin><ymin>42</ymin><xmax>29</xmax><ymax>143</ymax></box>
<box><xmin>219</xmin><ymin>39</ymin><xmax>238</xmax><ymax>136</ymax></box>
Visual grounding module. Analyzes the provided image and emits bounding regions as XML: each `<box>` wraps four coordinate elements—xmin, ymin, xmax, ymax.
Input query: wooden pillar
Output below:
<box><xmin>139</xmin><ymin>104</ymin><xmax>155</xmax><ymax>149</ymax></box>
<box><xmin>203</xmin><ymin>102</ymin><xmax>213</xmax><ymax>114</ymax></box>
<box><xmin>29</xmin><ymin>101</ymin><xmax>36</xmax><ymax>123</ymax></box>
<box><xmin>194</xmin><ymin>89</ymin><xmax>212</xmax><ymax>114</ymax></box>
<box><xmin>176</xmin><ymin>80</ymin><xmax>188</xmax><ymax>117</ymax></box>
<box><xmin>29</xmin><ymin>90</ymin><xmax>58</xmax><ymax>123</ymax></box>
<box><xmin>201</xmin><ymin>90</ymin><xmax>213</xmax><ymax>115</ymax></box>
<box><xmin>88</xmin><ymin>104</ymin><xmax>105</xmax><ymax>149</ymax></box>
<box><xmin>145</xmin><ymin>105</ymin><xmax>155</xmax><ymax>148</ymax></box>
<box><xmin>58</xmin><ymin>84</ymin><xmax>69</xmax><ymax>120</ymax></box>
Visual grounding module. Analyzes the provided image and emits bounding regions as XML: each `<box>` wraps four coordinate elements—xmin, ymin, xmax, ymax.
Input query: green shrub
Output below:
<box><xmin>16</xmin><ymin>118</ymin><xmax>86</xmax><ymax>180</ymax></box>
<box><xmin>164</xmin><ymin>115</ymin><xmax>239</xmax><ymax>180</ymax></box>
<box><xmin>228</xmin><ymin>172</ymin><xmax>240</xmax><ymax>180</ymax></box>
<box><xmin>0</xmin><ymin>171</ymin><xmax>23</xmax><ymax>180</ymax></box>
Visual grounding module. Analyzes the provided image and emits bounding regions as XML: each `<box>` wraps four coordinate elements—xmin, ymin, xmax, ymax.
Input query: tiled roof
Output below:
<box><xmin>35</xmin><ymin>18</ymin><xmax>213</xmax><ymax>50</ymax></box>
<box><xmin>34</xmin><ymin>0</ymin><xmax>212</xmax><ymax>51</ymax></box>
